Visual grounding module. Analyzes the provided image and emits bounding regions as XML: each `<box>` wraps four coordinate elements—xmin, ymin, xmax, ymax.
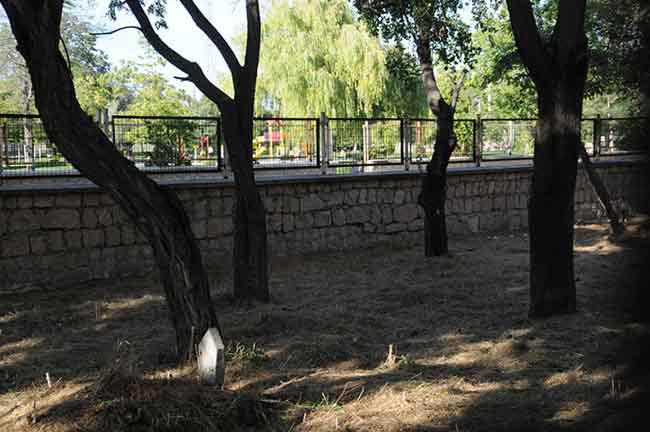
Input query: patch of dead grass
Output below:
<box><xmin>1</xmin><ymin>220</ymin><xmax>649</xmax><ymax>431</ymax></box>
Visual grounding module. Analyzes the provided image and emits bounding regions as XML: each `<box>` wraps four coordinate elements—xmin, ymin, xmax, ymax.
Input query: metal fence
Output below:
<box><xmin>112</xmin><ymin>115</ymin><xmax>221</xmax><ymax>172</ymax></box>
<box><xmin>480</xmin><ymin>118</ymin><xmax>536</xmax><ymax>160</ymax></box>
<box><xmin>0</xmin><ymin>114</ymin><xmax>76</xmax><ymax>176</ymax></box>
<box><xmin>252</xmin><ymin>117</ymin><xmax>319</xmax><ymax>169</ymax></box>
<box><xmin>405</xmin><ymin>119</ymin><xmax>476</xmax><ymax>164</ymax></box>
<box><xmin>327</xmin><ymin>118</ymin><xmax>403</xmax><ymax>167</ymax></box>
<box><xmin>596</xmin><ymin>117</ymin><xmax>649</xmax><ymax>155</ymax></box>
<box><xmin>0</xmin><ymin>113</ymin><xmax>646</xmax><ymax>178</ymax></box>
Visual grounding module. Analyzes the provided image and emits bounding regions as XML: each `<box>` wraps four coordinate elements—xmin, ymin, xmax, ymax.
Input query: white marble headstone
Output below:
<box><xmin>197</xmin><ymin>327</ymin><xmax>225</xmax><ymax>386</ymax></box>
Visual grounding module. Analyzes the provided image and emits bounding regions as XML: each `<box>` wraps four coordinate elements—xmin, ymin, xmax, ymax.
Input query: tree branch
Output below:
<box><xmin>123</xmin><ymin>0</ymin><xmax>232</xmax><ymax>108</ymax></box>
<box><xmin>553</xmin><ymin>0</ymin><xmax>587</xmax><ymax>68</ymax></box>
<box><xmin>178</xmin><ymin>0</ymin><xmax>241</xmax><ymax>76</ymax></box>
<box><xmin>244</xmin><ymin>0</ymin><xmax>261</xmax><ymax>84</ymax></box>
<box><xmin>505</xmin><ymin>0</ymin><xmax>551</xmax><ymax>88</ymax></box>
<box><xmin>450</xmin><ymin>71</ymin><xmax>467</xmax><ymax>114</ymax></box>
<box><xmin>59</xmin><ymin>35</ymin><xmax>72</xmax><ymax>75</ymax></box>
<box><xmin>415</xmin><ymin>35</ymin><xmax>447</xmax><ymax>116</ymax></box>
<box><xmin>90</xmin><ymin>26</ymin><xmax>142</xmax><ymax>36</ymax></box>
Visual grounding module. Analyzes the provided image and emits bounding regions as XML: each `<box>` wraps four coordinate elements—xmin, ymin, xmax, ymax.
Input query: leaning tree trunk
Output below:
<box><xmin>1</xmin><ymin>0</ymin><xmax>220</xmax><ymax>361</ymax></box>
<box><xmin>578</xmin><ymin>144</ymin><xmax>624</xmax><ymax>236</ymax></box>
<box><xmin>418</xmin><ymin>106</ymin><xmax>455</xmax><ymax>256</ymax></box>
<box><xmin>221</xmin><ymin>108</ymin><xmax>269</xmax><ymax>303</ymax></box>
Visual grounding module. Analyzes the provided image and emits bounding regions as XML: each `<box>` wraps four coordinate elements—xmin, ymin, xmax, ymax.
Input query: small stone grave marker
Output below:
<box><xmin>197</xmin><ymin>327</ymin><xmax>225</xmax><ymax>386</ymax></box>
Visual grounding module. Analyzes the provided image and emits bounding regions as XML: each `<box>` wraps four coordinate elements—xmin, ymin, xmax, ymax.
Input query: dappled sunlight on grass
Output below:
<box><xmin>0</xmin><ymin>337</ymin><xmax>44</xmax><ymax>356</ymax></box>
<box><xmin>575</xmin><ymin>238</ymin><xmax>624</xmax><ymax>255</ymax></box>
<box><xmin>0</xmin><ymin>220</ymin><xmax>648</xmax><ymax>431</ymax></box>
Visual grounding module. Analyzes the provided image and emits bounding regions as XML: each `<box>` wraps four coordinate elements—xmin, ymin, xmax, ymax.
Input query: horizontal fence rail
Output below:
<box><xmin>0</xmin><ymin>113</ymin><xmax>647</xmax><ymax>178</ymax></box>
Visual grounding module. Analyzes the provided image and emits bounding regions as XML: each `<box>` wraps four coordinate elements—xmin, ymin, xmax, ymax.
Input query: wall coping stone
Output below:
<box><xmin>0</xmin><ymin>157</ymin><xmax>646</xmax><ymax>195</ymax></box>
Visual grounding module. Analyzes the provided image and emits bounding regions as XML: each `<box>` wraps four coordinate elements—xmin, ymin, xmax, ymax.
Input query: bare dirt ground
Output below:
<box><xmin>1</xmin><ymin>219</ymin><xmax>649</xmax><ymax>432</ymax></box>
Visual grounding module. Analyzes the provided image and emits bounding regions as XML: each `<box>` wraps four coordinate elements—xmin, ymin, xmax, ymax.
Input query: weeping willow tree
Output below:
<box><xmin>253</xmin><ymin>0</ymin><xmax>388</xmax><ymax>117</ymax></box>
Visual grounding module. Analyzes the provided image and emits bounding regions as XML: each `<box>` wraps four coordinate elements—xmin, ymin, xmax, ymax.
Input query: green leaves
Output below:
<box><xmin>254</xmin><ymin>0</ymin><xmax>388</xmax><ymax>117</ymax></box>
<box><xmin>354</xmin><ymin>0</ymin><xmax>474</xmax><ymax>70</ymax></box>
<box><xmin>108</xmin><ymin>0</ymin><xmax>168</xmax><ymax>29</ymax></box>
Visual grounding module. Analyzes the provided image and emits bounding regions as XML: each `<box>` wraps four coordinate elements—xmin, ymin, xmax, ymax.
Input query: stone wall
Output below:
<box><xmin>0</xmin><ymin>161</ymin><xmax>647</xmax><ymax>293</ymax></box>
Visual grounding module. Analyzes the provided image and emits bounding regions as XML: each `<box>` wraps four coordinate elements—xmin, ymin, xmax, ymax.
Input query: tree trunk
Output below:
<box><xmin>1</xmin><ymin>0</ymin><xmax>220</xmax><ymax>361</ymax></box>
<box><xmin>221</xmin><ymin>109</ymin><xmax>269</xmax><ymax>303</ymax></box>
<box><xmin>419</xmin><ymin>108</ymin><xmax>454</xmax><ymax>256</ymax></box>
<box><xmin>506</xmin><ymin>0</ymin><xmax>588</xmax><ymax>318</ymax></box>
<box><xmin>415</xmin><ymin>37</ymin><xmax>457</xmax><ymax>257</ymax></box>
<box><xmin>528</xmin><ymin>90</ymin><xmax>583</xmax><ymax>317</ymax></box>
<box><xmin>578</xmin><ymin>144</ymin><xmax>624</xmax><ymax>236</ymax></box>
<box><xmin>120</xmin><ymin>0</ymin><xmax>269</xmax><ymax>303</ymax></box>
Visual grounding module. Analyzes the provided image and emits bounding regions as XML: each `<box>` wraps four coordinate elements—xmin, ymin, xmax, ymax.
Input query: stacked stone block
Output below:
<box><xmin>0</xmin><ymin>162</ymin><xmax>647</xmax><ymax>293</ymax></box>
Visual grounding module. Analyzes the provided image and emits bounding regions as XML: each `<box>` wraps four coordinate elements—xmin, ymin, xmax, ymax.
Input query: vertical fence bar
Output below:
<box><xmin>402</xmin><ymin>119</ymin><xmax>409</xmax><ymax>170</ymax></box>
<box><xmin>320</xmin><ymin>112</ymin><xmax>328</xmax><ymax>175</ymax></box>
<box><xmin>471</xmin><ymin>119</ymin><xmax>477</xmax><ymax>164</ymax></box>
<box><xmin>102</xmin><ymin>109</ymin><xmax>110</xmax><ymax>138</ymax></box>
<box><xmin>28</xmin><ymin>117</ymin><xmax>35</xmax><ymax>172</ymax></box>
<box><xmin>221</xmin><ymin>119</ymin><xmax>230</xmax><ymax>178</ymax></box>
<box><xmin>475</xmin><ymin>114</ymin><xmax>482</xmax><ymax>167</ymax></box>
<box><xmin>0</xmin><ymin>118</ymin><xmax>6</xmax><ymax>178</ymax></box>
<box><xmin>593</xmin><ymin>114</ymin><xmax>601</xmax><ymax>158</ymax></box>
<box><xmin>315</xmin><ymin>117</ymin><xmax>321</xmax><ymax>167</ymax></box>
<box><xmin>111</xmin><ymin>115</ymin><xmax>116</xmax><ymax>148</ymax></box>
<box><xmin>216</xmin><ymin>117</ymin><xmax>222</xmax><ymax>171</ymax></box>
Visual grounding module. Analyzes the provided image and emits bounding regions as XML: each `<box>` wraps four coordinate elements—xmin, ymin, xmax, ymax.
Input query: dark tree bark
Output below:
<box><xmin>0</xmin><ymin>0</ymin><xmax>220</xmax><ymax>361</ymax></box>
<box><xmin>507</xmin><ymin>0</ymin><xmax>589</xmax><ymax>317</ymax></box>
<box><xmin>124</xmin><ymin>0</ymin><xmax>269</xmax><ymax>302</ymax></box>
<box><xmin>221</xmin><ymin>106</ymin><xmax>269</xmax><ymax>302</ymax></box>
<box><xmin>415</xmin><ymin>36</ymin><xmax>459</xmax><ymax>257</ymax></box>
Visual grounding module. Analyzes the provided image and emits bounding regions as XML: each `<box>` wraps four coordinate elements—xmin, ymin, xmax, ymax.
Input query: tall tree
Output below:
<box><xmin>355</xmin><ymin>0</ymin><xmax>473</xmax><ymax>256</ymax></box>
<box><xmin>0</xmin><ymin>0</ymin><xmax>220</xmax><ymax>360</ymax></box>
<box><xmin>254</xmin><ymin>0</ymin><xmax>387</xmax><ymax>117</ymax></box>
<box><xmin>506</xmin><ymin>0</ymin><xmax>588</xmax><ymax>317</ymax></box>
<box><xmin>109</xmin><ymin>0</ymin><xmax>269</xmax><ymax>302</ymax></box>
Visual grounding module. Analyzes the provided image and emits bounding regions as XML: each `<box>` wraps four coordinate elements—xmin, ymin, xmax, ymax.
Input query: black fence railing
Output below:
<box><xmin>0</xmin><ymin>114</ymin><xmax>646</xmax><ymax>178</ymax></box>
<box><xmin>328</xmin><ymin>118</ymin><xmax>403</xmax><ymax>167</ymax></box>
<box><xmin>0</xmin><ymin>114</ymin><xmax>76</xmax><ymax>176</ymax></box>
<box><xmin>252</xmin><ymin>117</ymin><xmax>319</xmax><ymax>169</ymax></box>
<box><xmin>405</xmin><ymin>118</ymin><xmax>476</xmax><ymax>164</ymax></box>
<box><xmin>596</xmin><ymin>117</ymin><xmax>649</xmax><ymax>155</ymax></box>
<box><xmin>111</xmin><ymin>115</ymin><xmax>221</xmax><ymax>172</ymax></box>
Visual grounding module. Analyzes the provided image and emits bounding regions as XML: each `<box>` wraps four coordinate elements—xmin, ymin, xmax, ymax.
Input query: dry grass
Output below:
<box><xmin>1</xmin><ymin>219</ymin><xmax>649</xmax><ymax>431</ymax></box>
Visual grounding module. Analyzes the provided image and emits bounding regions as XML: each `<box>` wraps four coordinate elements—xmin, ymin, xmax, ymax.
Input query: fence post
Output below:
<box><xmin>403</xmin><ymin>119</ymin><xmax>410</xmax><ymax>171</ymax></box>
<box><xmin>25</xmin><ymin>117</ymin><xmax>35</xmax><ymax>172</ymax></box>
<box><xmin>475</xmin><ymin>114</ymin><xmax>482</xmax><ymax>167</ymax></box>
<box><xmin>102</xmin><ymin>108</ymin><xmax>110</xmax><ymax>138</ymax></box>
<box><xmin>111</xmin><ymin>115</ymin><xmax>116</xmax><ymax>148</ymax></box>
<box><xmin>593</xmin><ymin>114</ymin><xmax>601</xmax><ymax>158</ymax></box>
<box><xmin>216</xmin><ymin>117</ymin><xmax>222</xmax><ymax>172</ymax></box>
<box><xmin>221</xmin><ymin>120</ymin><xmax>230</xmax><ymax>179</ymax></box>
<box><xmin>320</xmin><ymin>112</ymin><xmax>329</xmax><ymax>175</ymax></box>
<box><xmin>0</xmin><ymin>119</ymin><xmax>6</xmax><ymax>177</ymax></box>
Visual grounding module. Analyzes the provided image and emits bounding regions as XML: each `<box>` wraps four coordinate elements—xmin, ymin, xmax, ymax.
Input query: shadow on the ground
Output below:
<box><xmin>1</xmin><ymin>221</ymin><xmax>648</xmax><ymax>431</ymax></box>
